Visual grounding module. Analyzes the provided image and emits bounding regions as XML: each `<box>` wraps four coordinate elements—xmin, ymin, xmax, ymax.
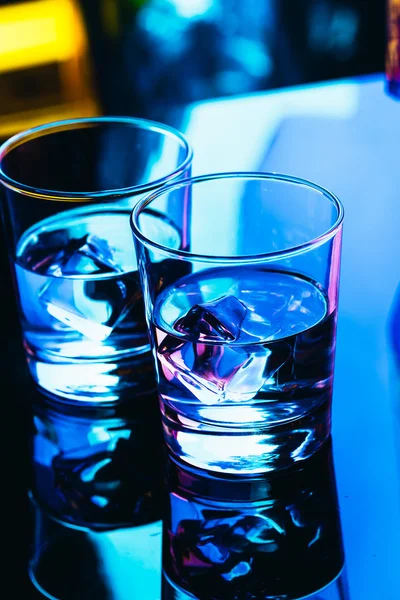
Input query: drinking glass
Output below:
<box><xmin>131</xmin><ymin>173</ymin><xmax>344</xmax><ymax>474</ymax></box>
<box><xmin>0</xmin><ymin>117</ymin><xmax>192</xmax><ymax>403</ymax></box>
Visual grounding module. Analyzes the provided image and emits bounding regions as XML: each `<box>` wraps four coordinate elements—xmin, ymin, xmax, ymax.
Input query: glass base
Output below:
<box><xmin>27</xmin><ymin>351</ymin><xmax>156</xmax><ymax>404</ymax></box>
<box><xmin>162</xmin><ymin>400</ymin><xmax>331</xmax><ymax>474</ymax></box>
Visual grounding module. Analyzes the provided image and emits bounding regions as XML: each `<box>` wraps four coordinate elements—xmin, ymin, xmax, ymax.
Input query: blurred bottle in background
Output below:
<box><xmin>79</xmin><ymin>0</ymin><xmax>384</xmax><ymax>127</ymax></box>
<box><xmin>80</xmin><ymin>0</ymin><xmax>274</xmax><ymax>126</ymax></box>
<box><xmin>386</xmin><ymin>0</ymin><xmax>400</xmax><ymax>97</ymax></box>
<box><xmin>386</xmin><ymin>1</ymin><xmax>400</xmax><ymax>372</ymax></box>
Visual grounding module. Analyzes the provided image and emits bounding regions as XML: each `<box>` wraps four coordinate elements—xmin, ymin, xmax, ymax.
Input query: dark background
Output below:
<box><xmin>80</xmin><ymin>0</ymin><xmax>385</xmax><ymax>124</ymax></box>
<box><xmin>0</xmin><ymin>0</ymin><xmax>386</xmax><ymax>597</ymax></box>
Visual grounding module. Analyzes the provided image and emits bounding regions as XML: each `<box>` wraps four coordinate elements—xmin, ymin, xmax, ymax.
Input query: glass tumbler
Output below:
<box><xmin>131</xmin><ymin>173</ymin><xmax>344</xmax><ymax>474</ymax></box>
<box><xmin>0</xmin><ymin>117</ymin><xmax>192</xmax><ymax>403</ymax></box>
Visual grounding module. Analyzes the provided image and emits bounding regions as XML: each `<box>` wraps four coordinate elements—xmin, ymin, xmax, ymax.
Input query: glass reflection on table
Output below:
<box><xmin>29</xmin><ymin>386</ymin><xmax>164</xmax><ymax>599</ymax></box>
<box><xmin>162</xmin><ymin>439</ymin><xmax>349</xmax><ymax>600</ymax></box>
<box><xmin>28</xmin><ymin>384</ymin><xmax>349</xmax><ymax>600</ymax></box>
<box><xmin>28</xmin><ymin>375</ymin><xmax>350</xmax><ymax>600</ymax></box>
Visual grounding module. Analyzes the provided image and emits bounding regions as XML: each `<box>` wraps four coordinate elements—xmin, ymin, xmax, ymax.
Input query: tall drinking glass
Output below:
<box><xmin>0</xmin><ymin>117</ymin><xmax>192</xmax><ymax>403</ymax></box>
<box><xmin>131</xmin><ymin>173</ymin><xmax>344</xmax><ymax>474</ymax></box>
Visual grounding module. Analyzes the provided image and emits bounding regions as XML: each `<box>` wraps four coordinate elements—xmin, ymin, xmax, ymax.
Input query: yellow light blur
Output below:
<box><xmin>0</xmin><ymin>0</ymin><xmax>100</xmax><ymax>138</ymax></box>
<box><xmin>0</xmin><ymin>0</ymin><xmax>86</xmax><ymax>73</ymax></box>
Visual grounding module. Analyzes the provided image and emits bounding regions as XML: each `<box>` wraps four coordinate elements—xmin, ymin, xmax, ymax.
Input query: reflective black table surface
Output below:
<box><xmin>3</xmin><ymin>74</ymin><xmax>400</xmax><ymax>599</ymax></box>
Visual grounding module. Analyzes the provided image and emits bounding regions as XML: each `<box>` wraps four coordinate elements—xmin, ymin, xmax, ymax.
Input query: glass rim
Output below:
<box><xmin>0</xmin><ymin>116</ymin><xmax>193</xmax><ymax>201</ymax></box>
<box><xmin>131</xmin><ymin>171</ymin><xmax>344</xmax><ymax>264</ymax></box>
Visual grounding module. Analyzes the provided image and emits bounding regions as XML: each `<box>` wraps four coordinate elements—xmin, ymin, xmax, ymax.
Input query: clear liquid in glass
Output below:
<box><xmin>15</xmin><ymin>206</ymin><xmax>179</xmax><ymax>401</ymax></box>
<box><xmin>153</xmin><ymin>266</ymin><xmax>337</xmax><ymax>473</ymax></box>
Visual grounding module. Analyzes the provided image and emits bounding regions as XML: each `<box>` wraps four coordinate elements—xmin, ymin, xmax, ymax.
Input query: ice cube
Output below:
<box><xmin>175</xmin><ymin>295</ymin><xmax>247</xmax><ymax>342</ymax></box>
<box><xmin>158</xmin><ymin>293</ymin><xmax>296</xmax><ymax>404</ymax></box>
<box><xmin>48</xmin><ymin>234</ymin><xmax>120</xmax><ymax>277</ymax></box>
<box><xmin>158</xmin><ymin>335</ymin><xmax>267</xmax><ymax>405</ymax></box>
<box><xmin>39</xmin><ymin>235</ymin><xmax>133</xmax><ymax>341</ymax></box>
